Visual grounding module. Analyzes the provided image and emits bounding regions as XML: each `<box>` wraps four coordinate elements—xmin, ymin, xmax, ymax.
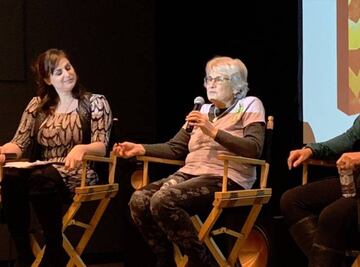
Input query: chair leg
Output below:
<box><xmin>352</xmin><ymin>254</ymin><xmax>360</xmax><ymax>267</ymax></box>
<box><xmin>63</xmin><ymin>235</ymin><xmax>86</xmax><ymax>267</ymax></box>
<box><xmin>29</xmin><ymin>234</ymin><xmax>43</xmax><ymax>267</ymax></box>
<box><xmin>198</xmin><ymin>206</ymin><xmax>222</xmax><ymax>242</ymax></box>
<box><xmin>228</xmin><ymin>204</ymin><xmax>262</xmax><ymax>266</ymax></box>
<box><xmin>191</xmin><ymin>215</ymin><xmax>228</xmax><ymax>267</ymax></box>
<box><xmin>172</xmin><ymin>244</ymin><xmax>188</xmax><ymax>267</ymax></box>
<box><xmin>65</xmin><ymin>198</ymin><xmax>111</xmax><ymax>267</ymax></box>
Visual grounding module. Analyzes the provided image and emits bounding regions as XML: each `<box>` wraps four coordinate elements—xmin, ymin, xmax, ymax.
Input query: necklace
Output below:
<box><xmin>212</xmin><ymin>99</ymin><xmax>239</xmax><ymax>122</ymax></box>
<box><xmin>213</xmin><ymin>108</ymin><xmax>221</xmax><ymax>122</ymax></box>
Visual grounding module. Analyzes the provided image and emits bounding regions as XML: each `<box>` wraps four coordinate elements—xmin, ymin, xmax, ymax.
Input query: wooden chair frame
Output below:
<box><xmin>0</xmin><ymin>152</ymin><xmax>118</xmax><ymax>267</ymax></box>
<box><xmin>301</xmin><ymin>158</ymin><xmax>360</xmax><ymax>267</ymax></box>
<box><xmin>133</xmin><ymin>116</ymin><xmax>273</xmax><ymax>267</ymax></box>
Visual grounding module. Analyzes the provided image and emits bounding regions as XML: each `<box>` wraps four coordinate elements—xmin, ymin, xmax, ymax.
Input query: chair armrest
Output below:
<box><xmin>136</xmin><ymin>155</ymin><xmax>185</xmax><ymax>166</ymax></box>
<box><xmin>217</xmin><ymin>154</ymin><xmax>269</xmax><ymax>192</ymax></box>
<box><xmin>302</xmin><ymin>159</ymin><xmax>336</xmax><ymax>185</ymax></box>
<box><xmin>80</xmin><ymin>152</ymin><xmax>117</xmax><ymax>187</ymax></box>
<box><xmin>304</xmin><ymin>159</ymin><xmax>337</xmax><ymax>167</ymax></box>
<box><xmin>83</xmin><ymin>154</ymin><xmax>115</xmax><ymax>163</ymax></box>
<box><xmin>134</xmin><ymin>156</ymin><xmax>185</xmax><ymax>187</ymax></box>
<box><xmin>217</xmin><ymin>154</ymin><xmax>266</xmax><ymax>166</ymax></box>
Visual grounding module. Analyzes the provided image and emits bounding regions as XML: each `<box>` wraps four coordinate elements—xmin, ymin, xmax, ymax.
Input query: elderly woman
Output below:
<box><xmin>0</xmin><ymin>48</ymin><xmax>112</xmax><ymax>267</ymax></box>
<box><xmin>113</xmin><ymin>56</ymin><xmax>265</xmax><ymax>267</ymax></box>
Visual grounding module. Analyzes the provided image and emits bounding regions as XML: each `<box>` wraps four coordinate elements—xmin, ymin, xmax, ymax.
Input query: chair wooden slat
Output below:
<box><xmin>75</xmin><ymin>184</ymin><xmax>118</xmax><ymax>194</ymax></box>
<box><xmin>137</xmin><ymin>155</ymin><xmax>185</xmax><ymax>166</ymax></box>
<box><xmin>217</xmin><ymin>154</ymin><xmax>266</xmax><ymax>166</ymax></box>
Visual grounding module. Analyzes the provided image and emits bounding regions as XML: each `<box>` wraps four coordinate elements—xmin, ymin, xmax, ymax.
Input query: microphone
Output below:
<box><xmin>186</xmin><ymin>96</ymin><xmax>205</xmax><ymax>133</ymax></box>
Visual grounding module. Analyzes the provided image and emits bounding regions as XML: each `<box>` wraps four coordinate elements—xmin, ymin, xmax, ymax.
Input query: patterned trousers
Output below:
<box><xmin>129</xmin><ymin>171</ymin><xmax>242</xmax><ymax>267</ymax></box>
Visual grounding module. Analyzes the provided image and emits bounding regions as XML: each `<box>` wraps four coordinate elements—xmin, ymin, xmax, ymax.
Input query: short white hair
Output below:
<box><xmin>205</xmin><ymin>56</ymin><xmax>249</xmax><ymax>99</ymax></box>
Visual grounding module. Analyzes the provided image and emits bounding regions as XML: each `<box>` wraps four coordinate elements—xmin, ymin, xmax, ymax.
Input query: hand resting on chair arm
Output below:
<box><xmin>0</xmin><ymin>143</ymin><xmax>22</xmax><ymax>163</ymax></box>
<box><xmin>64</xmin><ymin>141</ymin><xmax>106</xmax><ymax>170</ymax></box>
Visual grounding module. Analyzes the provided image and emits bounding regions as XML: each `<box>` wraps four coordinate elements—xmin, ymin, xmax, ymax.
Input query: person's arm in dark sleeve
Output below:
<box><xmin>214</xmin><ymin>122</ymin><xmax>265</xmax><ymax>158</ymax></box>
<box><xmin>143</xmin><ymin>128</ymin><xmax>190</xmax><ymax>159</ymax></box>
<box><xmin>307</xmin><ymin>115</ymin><xmax>360</xmax><ymax>159</ymax></box>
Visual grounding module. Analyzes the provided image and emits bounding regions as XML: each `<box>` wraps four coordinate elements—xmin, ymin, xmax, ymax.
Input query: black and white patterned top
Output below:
<box><xmin>10</xmin><ymin>94</ymin><xmax>112</xmax><ymax>191</ymax></box>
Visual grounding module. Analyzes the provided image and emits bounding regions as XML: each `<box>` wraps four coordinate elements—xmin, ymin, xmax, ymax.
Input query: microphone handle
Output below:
<box><xmin>185</xmin><ymin>123</ymin><xmax>194</xmax><ymax>133</ymax></box>
<box><xmin>185</xmin><ymin>103</ymin><xmax>202</xmax><ymax>133</ymax></box>
<box><xmin>193</xmin><ymin>103</ymin><xmax>202</xmax><ymax>110</ymax></box>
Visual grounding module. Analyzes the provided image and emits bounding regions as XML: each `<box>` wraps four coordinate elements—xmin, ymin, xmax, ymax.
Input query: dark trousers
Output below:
<box><xmin>280</xmin><ymin>177</ymin><xmax>358</xmax><ymax>252</ymax></box>
<box><xmin>0</xmin><ymin>165</ymin><xmax>70</xmax><ymax>265</ymax></box>
<box><xmin>129</xmin><ymin>171</ymin><xmax>242</xmax><ymax>266</ymax></box>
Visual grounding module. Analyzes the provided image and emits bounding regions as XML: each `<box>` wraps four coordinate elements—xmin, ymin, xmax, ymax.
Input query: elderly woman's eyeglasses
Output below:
<box><xmin>204</xmin><ymin>76</ymin><xmax>230</xmax><ymax>84</ymax></box>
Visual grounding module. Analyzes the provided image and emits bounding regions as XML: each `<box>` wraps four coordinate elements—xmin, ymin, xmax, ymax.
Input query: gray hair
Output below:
<box><xmin>205</xmin><ymin>56</ymin><xmax>249</xmax><ymax>99</ymax></box>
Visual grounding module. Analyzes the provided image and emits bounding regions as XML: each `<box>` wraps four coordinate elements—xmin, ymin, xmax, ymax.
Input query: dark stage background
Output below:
<box><xmin>0</xmin><ymin>1</ymin><xmax>306</xmax><ymax>266</ymax></box>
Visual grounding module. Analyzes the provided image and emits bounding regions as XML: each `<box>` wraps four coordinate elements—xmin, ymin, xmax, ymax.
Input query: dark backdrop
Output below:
<box><xmin>0</xmin><ymin>1</ymin><xmax>305</xmax><ymax>266</ymax></box>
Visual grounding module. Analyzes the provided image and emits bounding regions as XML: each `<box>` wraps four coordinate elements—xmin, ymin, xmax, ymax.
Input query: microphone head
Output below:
<box><xmin>194</xmin><ymin>96</ymin><xmax>205</xmax><ymax>105</ymax></box>
<box><xmin>186</xmin><ymin>96</ymin><xmax>205</xmax><ymax>132</ymax></box>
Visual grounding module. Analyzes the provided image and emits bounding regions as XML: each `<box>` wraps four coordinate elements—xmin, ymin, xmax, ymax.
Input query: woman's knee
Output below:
<box><xmin>28</xmin><ymin>168</ymin><xmax>63</xmax><ymax>195</ymax></box>
<box><xmin>280</xmin><ymin>187</ymin><xmax>300</xmax><ymax>215</ymax></box>
<box><xmin>129</xmin><ymin>190</ymin><xmax>151</xmax><ymax>216</ymax></box>
<box><xmin>280</xmin><ymin>186</ymin><xmax>310</xmax><ymax>225</ymax></box>
<box><xmin>150</xmin><ymin>189</ymin><xmax>174</xmax><ymax>218</ymax></box>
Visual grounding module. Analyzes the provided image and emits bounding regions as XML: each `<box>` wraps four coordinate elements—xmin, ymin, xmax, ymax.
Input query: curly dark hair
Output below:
<box><xmin>31</xmin><ymin>48</ymin><xmax>87</xmax><ymax>114</ymax></box>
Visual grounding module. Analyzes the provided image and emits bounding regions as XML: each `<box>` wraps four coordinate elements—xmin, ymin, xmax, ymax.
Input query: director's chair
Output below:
<box><xmin>301</xmin><ymin>158</ymin><xmax>360</xmax><ymax>267</ymax></box>
<box><xmin>131</xmin><ymin>116</ymin><xmax>274</xmax><ymax>267</ymax></box>
<box><xmin>0</xmin><ymin>152</ymin><xmax>118</xmax><ymax>267</ymax></box>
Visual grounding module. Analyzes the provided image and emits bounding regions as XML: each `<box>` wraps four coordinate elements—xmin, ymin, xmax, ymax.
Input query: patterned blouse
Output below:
<box><xmin>10</xmin><ymin>94</ymin><xmax>112</xmax><ymax>191</ymax></box>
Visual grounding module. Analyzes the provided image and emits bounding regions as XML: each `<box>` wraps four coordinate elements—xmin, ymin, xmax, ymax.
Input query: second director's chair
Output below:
<box><xmin>131</xmin><ymin>116</ymin><xmax>274</xmax><ymax>267</ymax></box>
<box><xmin>0</xmin><ymin>152</ymin><xmax>118</xmax><ymax>267</ymax></box>
<box><xmin>33</xmin><ymin>152</ymin><xmax>118</xmax><ymax>267</ymax></box>
<box><xmin>301</xmin><ymin>158</ymin><xmax>360</xmax><ymax>267</ymax></box>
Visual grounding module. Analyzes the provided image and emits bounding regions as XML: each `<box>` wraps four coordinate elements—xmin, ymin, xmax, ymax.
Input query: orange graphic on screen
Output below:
<box><xmin>337</xmin><ymin>0</ymin><xmax>360</xmax><ymax>115</ymax></box>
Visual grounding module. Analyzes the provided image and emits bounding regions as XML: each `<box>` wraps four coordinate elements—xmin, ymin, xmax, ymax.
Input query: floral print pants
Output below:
<box><xmin>129</xmin><ymin>171</ymin><xmax>242</xmax><ymax>266</ymax></box>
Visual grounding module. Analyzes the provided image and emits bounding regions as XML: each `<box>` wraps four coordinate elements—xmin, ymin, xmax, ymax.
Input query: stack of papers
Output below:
<box><xmin>4</xmin><ymin>160</ymin><xmax>64</xmax><ymax>169</ymax></box>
